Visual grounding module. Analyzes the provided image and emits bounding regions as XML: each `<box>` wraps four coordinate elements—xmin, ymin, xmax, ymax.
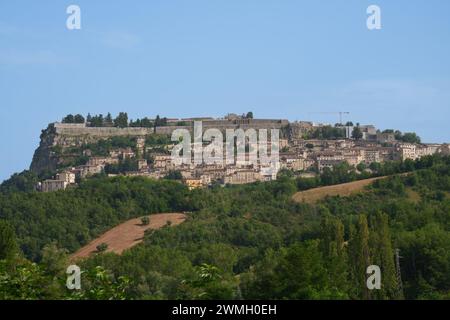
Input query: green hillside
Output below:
<box><xmin>1</xmin><ymin>155</ymin><xmax>449</xmax><ymax>300</ymax></box>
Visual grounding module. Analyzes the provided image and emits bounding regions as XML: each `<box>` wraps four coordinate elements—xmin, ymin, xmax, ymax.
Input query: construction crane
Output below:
<box><xmin>308</xmin><ymin>111</ymin><xmax>350</xmax><ymax>125</ymax></box>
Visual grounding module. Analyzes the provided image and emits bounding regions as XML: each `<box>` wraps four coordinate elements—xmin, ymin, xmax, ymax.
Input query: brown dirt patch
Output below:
<box><xmin>292</xmin><ymin>176</ymin><xmax>391</xmax><ymax>204</ymax></box>
<box><xmin>70</xmin><ymin>213</ymin><xmax>186</xmax><ymax>261</ymax></box>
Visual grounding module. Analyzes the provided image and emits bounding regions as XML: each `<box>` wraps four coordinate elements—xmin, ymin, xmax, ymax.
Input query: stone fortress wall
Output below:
<box><xmin>54</xmin><ymin>118</ymin><xmax>290</xmax><ymax>137</ymax></box>
<box><xmin>154</xmin><ymin>118</ymin><xmax>289</xmax><ymax>135</ymax></box>
<box><xmin>54</xmin><ymin>123</ymin><xmax>154</xmax><ymax>137</ymax></box>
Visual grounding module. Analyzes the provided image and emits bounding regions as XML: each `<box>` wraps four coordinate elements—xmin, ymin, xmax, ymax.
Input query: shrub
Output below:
<box><xmin>96</xmin><ymin>243</ymin><xmax>108</xmax><ymax>252</ymax></box>
<box><xmin>141</xmin><ymin>216</ymin><xmax>150</xmax><ymax>226</ymax></box>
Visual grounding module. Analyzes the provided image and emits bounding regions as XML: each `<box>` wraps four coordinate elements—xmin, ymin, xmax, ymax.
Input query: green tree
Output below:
<box><xmin>0</xmin><ymin>260</ymin><xmax>55</xmax><ymax>299</ymax></box>
<box><xmin>349</xmin><ymin>215</ymin><xmax>371</xmax><ymax>299</ymax></box>
<box><xmin>104</xmin><ymin>113</ymin><xmax>113</xmax><ymax>126</ymax></box>
<box><xmin>401</xmin><ymin>132</ymin><xmax>421</xmax><ymax>144</ymax></box>
<box><xmin>89</xmin><ymin>114</ymin><xmax>104</xmax><ymax>127</ymax></box>
<box><xmin>0</xmin><ymin>221</ymin><xmax>18</xmax><ymax>260</ymax></box>
<box><xmin>62</xmin><ymin>114</ymin><xmax>75</xmax><ymax>123</ymax></box>
<box><xmin>74</xmin><ymin>114</ymin><xmax>85</xmax><ymax>123</ymax></box>
<box><xmin>179</xmin><ymin>263</ymin><xmax>236</xmax><ymax>300</ymax></box>
<box><xmin>140</xmin><ymin>117</ymin><xmax>153</xmax><ymax>128</ymax></box>
<box><xmin>370</xmin><ymin>212</ymin><xmax>399</xmax><ymax>299</ymax></box>
<box><xmin>357</xmin><ymin>162</ymin><xmax>367</xmax><ymax>172</ymax></box>
<box><xmin>114</xmin><ymin>112</ymin><xmax>129</xmax><ymax>128</ymax></box>
<box><xmin>0</xmin><ymin>170</ymin><xmax>39</xmax><ymax>193</ymax></box>
<box><xmin>320</xmin><ymin>214</ymin><xmax>349</xmax><ymax>298</ymax></box>
<box><xmin>277</xmin><ymin>168</ymin><xmax>294</xmax><ymax>179</ymax></box>
<box><xmin>164</xmin><ymin>170</ymin><xmax>183</xmax><ymax>180</ymax></box>
<box><xmin>96</xmin><ymin>243</ymin><xmax>108</xmax><ymax>252</ymax></box>
<box><xmin>154</xmin><ymin>115</ymin><xmax>161</xmax><ymax>127</ymax></box>
<box><xmin>71</xmin><ymin>266</ymin><xmax>131</xmax><ymax>300</ymax></box>
<box><xmin>141</xmin><ymin>216</ymin><xmax>150</xmax><ymax>226</ymax></box>
<box><xmin>274</xmin><ymin>241</ymin><xmax>330</xmax><ymax>299</ymax></box>
<box><xmin>311</xmin><ymin>126</ymin><xmax>345</xmax><ymax>139</ymax></box>
<box><xmin>40</xmin><ymin>243</ymin><xmax>68</xmax><ymax>276</ymax></box>
<box><xmin>352</xmin><ymin>125</ymin><xmax>363</xmax><ymax>140</ymax></box>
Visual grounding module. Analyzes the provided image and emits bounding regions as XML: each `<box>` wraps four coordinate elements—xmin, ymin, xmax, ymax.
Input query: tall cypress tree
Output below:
<box><xmin>349</xmin><ymin>214</ymin><xmax>371</xmax><ymax>299</ymax></box>
<box><xmin>0</xmin><ymin>221</ymin><xmax>18</xmax><ymax>261</ymax></box>
<box><xmin>370</xmin><ymin>211</ymin><xmax>399</xmax><ymax>299</ymax></box>
<box><xmin>320</xmin><ymin>214</ymin><xmax>349</xmax><ymax>298</ymax></box>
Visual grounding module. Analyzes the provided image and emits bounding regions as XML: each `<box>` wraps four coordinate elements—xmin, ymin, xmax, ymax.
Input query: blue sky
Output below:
<box><xmin>1</xmin><ymin>0</ymin><xmax>449</xmax><ymax>181</ymax></box>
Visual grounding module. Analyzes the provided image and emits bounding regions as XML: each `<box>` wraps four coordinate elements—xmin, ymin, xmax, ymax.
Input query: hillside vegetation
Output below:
<box><xmin>0</xmin><ymin>155</ymin><xmax>449</xmax><ymax>300</ymax></box>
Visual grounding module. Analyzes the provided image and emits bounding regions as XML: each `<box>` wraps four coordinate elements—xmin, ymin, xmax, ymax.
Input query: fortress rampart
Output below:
<box><xmin>54</xmin><ymin>123</ymin><xmax>154</xmax><ymax>137</ymax></box>
<box><xmin>53</xmin><ymin>119</ymin><xmax>289</xmax><ymax>137</ymax></box>
<box><xmin>154</xmin><ymin>119</ymin><xmax>289</xmax><ymax>135</ymax></box>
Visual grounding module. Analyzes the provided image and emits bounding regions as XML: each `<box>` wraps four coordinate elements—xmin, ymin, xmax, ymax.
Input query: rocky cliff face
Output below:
<box><xmin>30</xmin><ymin>123</ymin><xmax>153</xmax><ymax>175</ymax></box>
<box><xmin>30</xmin><ymin>124</ymin><xmax>59</xmax><ymax>175</ymax></box>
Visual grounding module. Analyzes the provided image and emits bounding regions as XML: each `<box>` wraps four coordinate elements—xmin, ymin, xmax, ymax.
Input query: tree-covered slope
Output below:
<box><xmin>0</xmin><ymin>155</ymin><xmax>449</xmax><ymax>299</ymax></box>
<box><xmin>0</xmin><ymin>176</ymin><xmax>192</xmax><ymax>260</ymax></box>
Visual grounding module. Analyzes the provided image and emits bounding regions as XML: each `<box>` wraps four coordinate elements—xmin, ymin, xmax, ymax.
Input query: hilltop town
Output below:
<box><xmin>31</xmin><ymin>112</ymin><xmax>450</xmax><ymax>192</ymax></box>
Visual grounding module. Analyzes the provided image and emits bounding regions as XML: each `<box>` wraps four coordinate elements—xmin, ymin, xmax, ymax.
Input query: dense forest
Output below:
<box><xmin>0</xmin><ymin>155</ymin><xmax>449</xmax><ymax>299</ymax></box>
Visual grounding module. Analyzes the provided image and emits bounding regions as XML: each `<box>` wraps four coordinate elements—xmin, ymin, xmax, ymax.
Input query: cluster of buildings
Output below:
<box><xmin>37</xmin><ymin>147</ymin><xmax>137</xmax><ymax>192</ymax></box>
<box><xmin>146</xmin><ymin>157</ymin><xmax>280</xmax><ymax>190</ymax></box>
<box><xmin>37</xmin><ymin>116</ymin><xmax>449</xmax><ymax>192</ymax></box>
<box><xmin>288</xmin><ymin>140</ymin><xmax>443</xmax><ymax>173</ymax></box>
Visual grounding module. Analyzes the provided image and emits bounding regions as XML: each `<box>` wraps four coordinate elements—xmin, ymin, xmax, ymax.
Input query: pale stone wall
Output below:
<box><xmin>154</xmin><ymin>119</ymin><xmax>288</xmax><ymax>135</ymax></box>
<box><xmin>155</xmin><ymin>126</ymin><xmax>191</xmax><ymax>135</ymax></box>
<box><xmin>53</xmin><ymin>119</ymin><xmax>288</xmax><ymax>137</ymax></box>
<box><xmin>54</xmin><ymin>123</ymin><xmax>153</xmax><ymax>137</ymax></box>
